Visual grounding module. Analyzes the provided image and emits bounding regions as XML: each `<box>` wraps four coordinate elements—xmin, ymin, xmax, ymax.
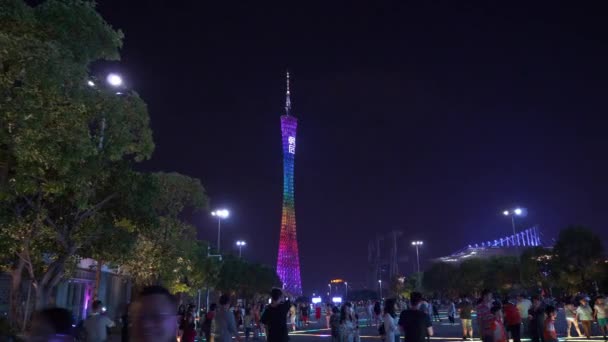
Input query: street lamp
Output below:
<box><xmin>502</xmin><ymin>207</ymin><xmax>525</xmax><ymax>244</ymax></box>
<box><xmin>378</xmin><ymin>279</ymin><xmax>383</xmax><ymax>300</ymax></box>
<box><xmin>211</xmin><ymin>209</ymin><xmax>230</xmax><ymax>253</ymax></box>
<box><xmin>411</xmin><ymin>241</ymin><xmax>423</xmax><ymax>274</ymax></box>
<box><xmin>344</xmin><ymin>281</ymin><xmax>348</xmax><ymax>300</ymax></box>
<box><xmin>236</xmin><ymin>240</ymin><xmax>246</xmax><ymax>258</ymax></box>
<box><xmin>106</xmin><ymin>73</ymin><xmax>124</xmax><ymax>87</ymax></box>
<box><xmin>328</xmin><ymin>283</ymin><xmax>331</xmax><ymax>297</ymax></box>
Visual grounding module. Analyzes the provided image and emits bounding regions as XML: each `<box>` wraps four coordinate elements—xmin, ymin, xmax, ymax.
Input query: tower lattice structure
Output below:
<box><xmin>276</xmin><ymin>71</ymin><xmax>302</xmax><ymax>295</ymax></box>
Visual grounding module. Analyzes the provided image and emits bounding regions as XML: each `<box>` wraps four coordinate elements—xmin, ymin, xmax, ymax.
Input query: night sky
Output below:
<box><xmin>95</xmin><ymin>1</ymin><xmax>608</xmax><ymax>293</ymax></box>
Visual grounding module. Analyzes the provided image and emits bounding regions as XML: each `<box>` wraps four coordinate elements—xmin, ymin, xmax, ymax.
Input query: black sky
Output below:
<box><xmin>95</xmin><ymin>1</ymin><xmax>608</xmax><ymax>293</ymax></box>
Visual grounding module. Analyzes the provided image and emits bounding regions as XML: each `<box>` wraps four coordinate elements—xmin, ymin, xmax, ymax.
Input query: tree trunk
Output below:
<box><xmin>94</xmin><ymin>259</ymin><xmax>103</xmax><ymax>300</ymax></box>
<box><xmin>9</xmin><ymin>259</ymin><xmax>25</xmax><ymax>331</ymax></box>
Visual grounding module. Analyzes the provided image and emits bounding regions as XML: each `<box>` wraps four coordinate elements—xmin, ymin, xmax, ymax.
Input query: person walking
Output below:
<box><xmin>577</xmin><ymin>297</ymin><xmax>593</xmax><ymax>339</ymax></box>
<box><xmin>260</xmin><ymin>288</ymin><xmax>291</xmax><ymax>342</ymax></box>
<box><xmin>340</xmin><ymin>303</ymin><xmax>356</xmax><ymax>342</ymax></box>
<box><xmin>84</xmin><ymin>300</ymin><xmax>115</xmax><ymax>342</ymax></box>
<box><xmin>215</xmin><ymin>295</ymin><xmax>240</xmax><ymax>342</ymax></box>
<box><xmin>301</xmin><ymin>303</ymin><xmax>310</xmax><ymax>327</ymax></box>
<box><xmin>517</xmin><ymin>294</ymin><xmax>532</xmax><ymax>338</ymax></box>
<box><xmin>399</xmin><ymin>292</ymin><xmax>434</xmax><ymax>342</ymax></box>
<box><xmin>181</xmin><ymin>305</ymin><xmax>197</xmax><ymax>342</ymax></box>
<box><xmin>528</xmin><ymin>295</ymin><xmax>545</xmax><ymax>342</ymax></box>
<box><xmin>594</xmin><ymin>295</ymin><xmax>607</xmax><ymax>341</ymax></box>
<box><xmin>448</xmin><ymin>300</ymin><xmax>456</xmax><ymax>325</ymax></box>
<box><xmin>432</xmin><ymin>301</ymin><xmax>440</xmax><ymax>323</ymax></box>
<box><xmin>330</xmin><ymin>307</ymin><xmax>341</xmax><ymax>342</ymax></box>
<box><xmin>289</xmin><ymin>304</ymin><xmax>297</xmax><ymax>331</ymax></box>
<box><xmin>315</xmin><ymin>305</ymin><xmax>322</xmax><ymax>323</ymax></box>
<box><xmin>327</xmin><ymin>303</ymin><xmax>334</xmax><ymax>329</ymax></box>
<box><xmin>565</xmin><ymin>302</ymin><xmax>582</xmax><ymax>338</ymax></box>
<box><xmin>543</xmin><ymin>306</ymin><xmax>558</xmax><ymax>342</ymax></box>
<box><xmin>477</xmin><ymin>290</ymin><xmax>495</xmax><ymax>342</ymax></box>
<box><xmin>490</xmin><ymin>306</ymin><xmax>507</xmax><ymax>342</ymax></box>
<box><xmin>459</xmin><ymin>298</ymin><xmax>474</xmax><ymax>340</ymax></box>
<box><xmin>383</xmin><ymin>298</ymin><xmax>400</xmax><ymax>342</ymax></box>
<box><xmin>374</xmin><ymin>301</ymin><xmax>382</xmax><ymax>328</ymax></box>
<box><xmin>201</xmin><ymin>303</ymin><xmax>217</xmax><ymax>342</ymax></box>
<box><xmin>503</xmin><ymin>298</ymin><xmax>522</xmax><ymax>342</ymax></box>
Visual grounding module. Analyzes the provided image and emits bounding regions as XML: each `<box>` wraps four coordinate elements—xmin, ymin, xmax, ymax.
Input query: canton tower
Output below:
<box><xmin>276</xmin><ymin>71</ymin><xmax>302</xmax><ymax>295</ymax></box>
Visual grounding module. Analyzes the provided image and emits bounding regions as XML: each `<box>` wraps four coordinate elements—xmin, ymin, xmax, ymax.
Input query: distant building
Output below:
<box><xmin>436</xmin><ymin>226</ymin><xmax>542</xmax><ymax>263</ymax></box>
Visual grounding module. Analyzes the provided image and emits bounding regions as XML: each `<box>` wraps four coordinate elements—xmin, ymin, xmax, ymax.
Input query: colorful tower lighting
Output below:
<box><xmin>276</xmin><ymin>71</ymin><xmax>302</xmax><ymax>295</ymax></box>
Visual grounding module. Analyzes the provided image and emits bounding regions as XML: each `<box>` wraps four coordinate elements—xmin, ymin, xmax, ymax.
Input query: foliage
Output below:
<box><xmin>215</xmin><ymin>255</ymin><xmax>281</xmax><ymax>299</ymax></box>
<box><xmin>422</xmin><ymin>226</ymin><xmax>605</xmax><ymax>297</ymax></box>
<box><xmin>347</xmin><ymin>289</ymin><xmax>379</xmax><ymax>301</ymax></box>
<box><xmin>553</xmin><ymin>226</ymin><xmax>604</xmax><ymax>293</ymax></box>
<box><xmin>118</xmin><ymin>172</ymin><xmax>210</xmax><ymax>295</ymax></box>
<box><xmin>0</xmin><ymin>0</ymin><xmax>154</xmax><ymax>311</ymax></box>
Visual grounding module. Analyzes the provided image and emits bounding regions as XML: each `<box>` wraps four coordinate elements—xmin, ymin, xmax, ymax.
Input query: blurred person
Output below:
<box><xmin>181</xmin><ymin>305</ymin><xmax>196</xmax><ymax>342</ymax></box>
<box><xmin>528</xmin><ymin>295</ymin><xmax>546</xmax><ymax>342</ymax></box>
<box><xmin>383</xmin><ymin>299</ymin><xmax>400</xmax><ymax>342</ymax></box>
<box><xmin>260</xmin><ymin>288</ymin><xmax>291</xmax><ymax>342</ymax></box>
<box><xmin>201</xmin><ymin>303</ymin><xmax>217</xmax><ymax>342</ymax></box>
<box><xmin>244</xmin><ymin>308</ymin><xmax>253</xmax><ymax>341</ymax></box>
<box><xmin>432</xmin><ymin>301</ymin><xmax>440</xmax><ymax>322</ymax></box>
<box><xmin>315</xmin><ymin>305</ymin><xmax>322</xmax><ymax>322</ymax></box>
<box><xmin>577</xmin><ymin>297</ymin><xmax>593</xmax><ymax>339</ymax></box>
<box><xmin>594</xmin><ymin>296</ymin><xmax>607</xmax><ymax>341</ymax></box>
<box><xmin>503</xmin><ymin>298</ymin><xmax>522</xmax><ymax>342</ymax></box>
<box><xmin>84</xmin><ymin>300</ymin><xmax>115</xmax><ymax>342</ymax></box>
<box><xmin>130</xmin><ymin>285</ymin><xmax>179</xmax><ymax>342</ymax></box>
<box><xmin>215</xmin><ymin>294</ymin><xmax>240</xmax><ymax>342</ymax></box>
<box><xmin>490</xmin><ymin>306</ymin><xmax>507</xmax><ymax>342</ymax></box>
<box><xmin>517</xmin><ymin>294</ymin><xmax>532</xmax><ymax>338</ymax></box>
<box><xmin>341</xmin><ymin>303</ymin><xmax>356</xmax><ymax>342</ymax></box>
<box><xmin>448</xmin><ymin>300</ymin><xmax>456</xmax><ymax>325</ymax></box>
<box><xmin>289</xmin><ymin>304</ymin><xmax>297</xmax><ymax>331</ymax></box>
<box><xmin>330</xmin><ymin>307</ymin><xmax>341</xmax><ymax>342</ymax></box>
<box><xmin>300</xmin><ymin>302</ymin><xmax>309</xmax><ymax>327</ymax></box>
<box><xmin>326</xmin><ymin>303</ymin><xmax>334</xmax><ymax>329</ymax></box>
<box><xmin>459</xmin><ymin>298</ymin><xmax>474</xmax><ymax>340</ymax></box>
<box><xmin>543</xmin><ymin>306</ymin><xmax>557</xmax><ymax>342</ymax></box>
<box><xmin>374</xmin><ymin>301</ymin><xmax>382</xmax><ymax>328</ymax></box>
<box><xmin>477</xmin><ymin>290</ymin><xmax>495</xmax><ymax>342</ymax></box>
<box><xmin>398</xmin><ymin>292</ymin><xmax>433</xmax><ymax>342</ymax></box>
<box><xmin>564</xmin><ymin>302</ymin><xmax>582</xmax><ymax>338</ymax></box>
<box><xmin>29</xmin><ymin>307</ymin><xmax>74</xmax><ymax>342</ymax></box>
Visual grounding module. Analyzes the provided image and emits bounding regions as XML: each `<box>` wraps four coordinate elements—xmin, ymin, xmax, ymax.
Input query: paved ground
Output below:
<box><xmin>104</xmin><ymin>310</ymin><xmax>608</xmax><ymax>342</ymax></box>
<box><xmin>287</xmin><ymin>311</ymin><xmax>608</xmax><ymax>342</ymax></box>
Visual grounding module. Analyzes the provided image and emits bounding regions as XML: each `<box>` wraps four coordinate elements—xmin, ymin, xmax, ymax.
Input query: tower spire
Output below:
<box><xmin>285</xmin><ymin>70</ymin><xmax>291</xmax><ymax>116</ymax></box>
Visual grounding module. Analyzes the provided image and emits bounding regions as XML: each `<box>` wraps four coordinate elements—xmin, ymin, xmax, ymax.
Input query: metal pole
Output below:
<box><xmin>379</xmin><ymin>282</ymin><xmax>383</xmax><ymax>299</ymax></box>
<box><xmin>217</xmin><ymin>218</ymin><xmax>221</xmax><ymax>253</ymax></box>
<box><xmin>238</xmin><ymin>245</ymin><xmax>242</xmax><ymax>258</ymax></box>
<box><xmin>511</xmin><ymin>216</ymin><xmax>518</xmax><ymax>249</ymax></box>
<box><xmin>415</xmin><ymin>246</ymin><xmax>421</xmax><ymax>274</ymax></box>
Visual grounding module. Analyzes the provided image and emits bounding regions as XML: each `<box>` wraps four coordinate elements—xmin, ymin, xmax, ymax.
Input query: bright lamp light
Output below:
<box><xmin>106</xmin><ymin>73</ymin><xmax>123</xmax><ymax>87</ymax></box>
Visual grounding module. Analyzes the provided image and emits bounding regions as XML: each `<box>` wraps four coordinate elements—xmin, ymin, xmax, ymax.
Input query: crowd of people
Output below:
<box><xmin>20</xmin><ymin>286</ymin><xmax>608</xmax><ymax>342</ymax></box>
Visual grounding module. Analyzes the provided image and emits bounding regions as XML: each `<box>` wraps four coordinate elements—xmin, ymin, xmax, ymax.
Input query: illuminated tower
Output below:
<box><xmin>276</xmin><ymin>71</ymin><xmax>302</xmax><ymax>295</ymax></box>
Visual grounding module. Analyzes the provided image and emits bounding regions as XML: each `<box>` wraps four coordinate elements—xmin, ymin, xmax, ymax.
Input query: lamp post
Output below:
<box><xmin>411</xmin><ymin>241</ymin><xmax>423</xmax><ymax>274</ymax></box>
<box><xmin>378</xmin><ymin>279</ymin><xmax>383</xmax><ymax>300</ymax></box>
<box><xmin>328</xmin><ymin>283</ymin><xmax>331</xmax><ymax>297</ymax></box>
<box><xmin>236</xmin><ymin>240</ymin><xmax>246</xmax><ymax>258</ymax></box>
<box><xmin>502</xmin><ymin>207</ymin><xmax>525</xmax><ymax>245</ymax></box>
<box><xmin>88</xmin><ymin>73</ymin><xmax>124</xmax><ymax>149</ymax></box>
<box><xmin>211</xmin><ymin>209</ymin><xmax>230</xmax><ymax>253</ymax></box>
<box><xmin>344</xmin><ymin>281</ymin><xmax>348</xmax><ymax>300</ymax></box>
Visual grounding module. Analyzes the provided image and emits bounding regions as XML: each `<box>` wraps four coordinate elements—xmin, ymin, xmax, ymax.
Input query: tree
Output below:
<box><xmin>423</xmin><ymin>262</ymin><xmax>459</xmax><ymax>297</ymax></box>
<box><xmin>553</xmin><ymin>226</ymin><xmax>604</xmax><ymax>293</ymax></box>
<box><xmin>0</xmin><ymin>0</ymin><xmax>153</xmax><ymax>318</ymax></box>
<box><xmin>215</xmin><ymin>256</ymin><xmax>281</xmax><ymax>300</ymax></box>
<box><xmin>520</xmin><ymin>247</ymin><xmax>555</xmax><ymax>289</ymax></box>
<box><xmin>119</xmin><ymin>172</ymin><xmax>208</xmax><ymax>293</ymax></box>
